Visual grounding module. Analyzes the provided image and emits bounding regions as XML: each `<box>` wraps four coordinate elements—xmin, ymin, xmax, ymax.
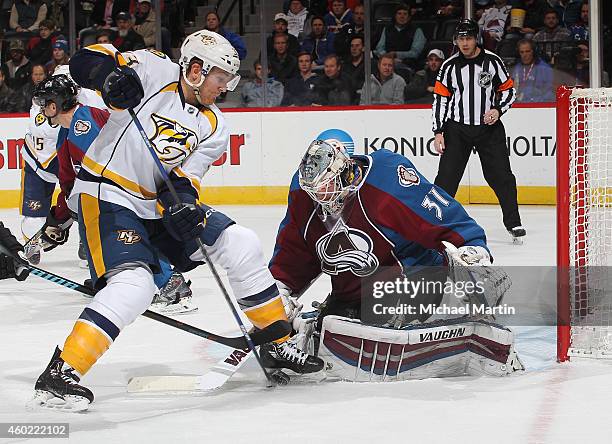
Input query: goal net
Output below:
<box><xmin>557</xmin><ymin>86</ymin><xmax>612</xmax><ymax>361</ymax></box>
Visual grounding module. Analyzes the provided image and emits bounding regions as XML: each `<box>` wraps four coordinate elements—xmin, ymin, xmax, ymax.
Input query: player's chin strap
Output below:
<box><xmin>182</xmin><ymin>71</ymin><xmax>207</xmax><ymax>106</ymax></box>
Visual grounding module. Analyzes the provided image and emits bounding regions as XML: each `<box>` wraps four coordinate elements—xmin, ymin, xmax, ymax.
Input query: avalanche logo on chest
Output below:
<box><xmin>315</xmin><ymin>220</ymin><xmax>379</xmax><ymax>277</ymax></box>
<box><xmin>149</xmin><ymin>114</ymin><xmax>198</xmax><ymax>166</ymax></box>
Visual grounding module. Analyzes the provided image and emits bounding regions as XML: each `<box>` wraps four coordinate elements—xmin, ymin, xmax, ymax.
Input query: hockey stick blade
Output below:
<box><xmin>127</xmin><ymin>347</ymin><xmax>253</xmax><ymax>393</ymax></box>
<box><xmin>126</xmin><ymin>321</ymin><xmax>291</xmax><ymax>393</ymax></box>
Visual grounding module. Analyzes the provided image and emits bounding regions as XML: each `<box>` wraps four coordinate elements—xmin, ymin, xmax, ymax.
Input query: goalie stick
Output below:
<box><xmin>0</xmin><ymin>241</ymin><xmax>291</xmax><ymax>349</ymax></box>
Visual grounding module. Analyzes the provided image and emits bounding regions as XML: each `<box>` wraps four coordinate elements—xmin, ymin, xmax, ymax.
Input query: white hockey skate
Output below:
<box><xmin>149</xmin><ymin>272</ymin><xmax>197</xmax><ymax>315</ymax></box>
<box><xmin>507</xmin><ymin>226</ymin><xmax>526</xmax><ymax>245</ymax></box>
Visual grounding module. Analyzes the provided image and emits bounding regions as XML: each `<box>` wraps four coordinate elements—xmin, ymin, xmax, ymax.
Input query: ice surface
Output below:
<box><xmin>1</xmin><ymin>206</ymin><xmax>611</xmax><ymax>444</ymax></box>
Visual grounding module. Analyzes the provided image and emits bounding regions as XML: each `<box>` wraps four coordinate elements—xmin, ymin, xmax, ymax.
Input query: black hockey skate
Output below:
<box><xmin>507</xmin><ymin>226</ymin><xmax>526</xmax><ymax>245</ymax></box>
<box><xmin>28</xmin><ymin>347</ymin><xmax>94</xmax><ymax>412</ymax></box>
<box><xmin>260</xmin><ymin>340</ymin><xmax>324</xmax><ymax>374</ymax></box>
<box><xmin>150</xmin><ymin>272</ymin><xmax>197</xmax><ymax>315</ymax></box>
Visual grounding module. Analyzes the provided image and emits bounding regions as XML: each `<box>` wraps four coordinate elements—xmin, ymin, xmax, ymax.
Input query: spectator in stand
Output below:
<box><xmin>313</xmin><ymin>54</ymin><xmax>352</xmax><ymax>105</ymax></box>
<box><xmin>478</xmin><ymin>0</ymin><xmax>512</xmax><ymax>50</ymax></box>
<box><xmin>96</xmin><ymin>30</ymin><xmax>113</xmax><ymax>44</ymax></box>
<box><xmin>112</xmin><ymin>12</ymin><xmax>146</xmax><ymax>52</ymax></box>
<box><xmin>90</xmin><ymin>0</ymin><xmax>131</xmax><ymax>28</ymax></box>
<box><xmin>361</xmin><ymin>53</ymin><xmax>406</xmax><ymax>105</ymax></box>
<box><xmin>324</xmin><ymin>0</ymin><xmax>353</xmax><ymax>34</ymax></box>
<box><xmin>434</xmin><ymin>0</ymin><xmax>463</xmax><ymax>18</ymax></box>
<box><xmin>533</xmin><ymin>9</ymin><xmax>571</xmax><ymax>60</ymax></box>
<box><xmin>0</xmin><ymin>70</ymin><xmax>21</xmax><ymax>113</ymax></box>
<box><xmin>334</xmin><ymin>4</ymin><xmax>364</xmax><ymax>58</ymax></box>
<box><xmin>133</xmin><ymin>0</ymin><xmax>173</xmax><ymax>56</ymax></box>
<box><xmin>26</xmin><ymin>19</ymin><xmax>59</xmax><ymax>65</ymax></box>
<box><xmin>44</xmin><ymin>39</ymin><xmax>69</xmax><ymax>76</ymax></box>
<box><xmin>405</xmin><ymin>48</ymin><xmax>444</xmax><ymax>103</ymax></box>
<box><xmin>286</xmin><ymin>0</ymin><xmax>310</xmax><ymax>39</ymax></box>
<box><xmin>551</xmin><ymin>0</ymin><xmax>582</xmax><ymax>27</ymax></box>
<box><xmin>269</xmin><ymin>33</ymin><xmax>299</xmax><ymax>85</ymax></box>
<box><xmin>475</xmin><ymin>0</ymin><xmax>492</xmax><ymax>22</ymax></box>
<box><xmin>17</xmin><ymin>62</ymin><xmax>45</xmax><ymax>111</ymax></box>
<box><xmin>505</xmin><ymin>0</ymin><xmax>548</xmax><ymax>39</ymax></box>
<box><xmin>300</xmin><ymin>16</ymin><xmax>335</xmax><ymax>69</ymax></box>
<box><xmin>512</xmin><ymin>39</ymin><xmax>554</xmax><ymax>102</ymax></box>
<box><xmin>205</xmin><ymin>11</ymin><xmax>247</xmax><ymax>60</ymax></box>
<box><xmin>9</xmin><ymin>0</ymin><xmax>48</xmax><ymax>34</ymax></box>
<box><xmin>342</xmin><ymin>34</ymin><xmax>366</xmax><ymax>104</ymax></box>
<box><xmin>374</xmin><ymin>4</ymin><xmax>426</xmax><ymax>70</ymax></box>
<box><xmin>267</xmin><ymin>14</ymin><xmax>300</xmax><ymax>57</ymax></box>
<box><xmin>2</xmin><ymin>40</ymin><xmax>31</xmax><ymax>90</ymax></box>
<box><xmin>241</xmin><ymin>60</ymin><xmax>284</xmax><ymax>108</ymax></box>
<box><xmin>281</xmin><ymin>51</ymin><xmax>320</xmax><ymax>106</ymax></box>
<box><xmin>569</xmin><ymin>1</ymin><xmax>589</xmax><ymax>40</ymax></box>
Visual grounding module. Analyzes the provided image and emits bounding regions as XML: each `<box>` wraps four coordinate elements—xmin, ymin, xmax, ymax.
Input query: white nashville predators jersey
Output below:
<box><xmin>23</xmin><ymin>87</ymin><xmax>106</xmax><ymax>183</ymax></box>
<box><xmin>68</xmin><ymin>45</ymin><xmax>229</xmax><ymax>219</ymax></box>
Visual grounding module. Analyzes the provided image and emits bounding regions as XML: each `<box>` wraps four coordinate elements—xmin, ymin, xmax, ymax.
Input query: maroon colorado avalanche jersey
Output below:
<box><xmin>270</xmin><ymin>149</ymin><xmax>488</xmax><ymax>302</ymax></box>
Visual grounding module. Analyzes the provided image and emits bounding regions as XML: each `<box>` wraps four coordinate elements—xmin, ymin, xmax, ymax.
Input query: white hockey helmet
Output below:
<box><xmin>179</xmin><ymin>29</ymin><xmax>241</xmax><ymax>91</ymax></box>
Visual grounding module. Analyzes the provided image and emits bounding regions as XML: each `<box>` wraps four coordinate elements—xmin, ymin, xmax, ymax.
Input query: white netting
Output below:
<box><xmin>567</xmin><ymin>88</ymin><xmax>612</xmax><ymax>358</ymax></box>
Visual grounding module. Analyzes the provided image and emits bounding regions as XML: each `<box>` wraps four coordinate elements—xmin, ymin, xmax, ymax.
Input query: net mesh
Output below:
<box><xmin>568</xmin><ymin>88</ymin><xmax>612</xmax><ymax>358</ymax></box>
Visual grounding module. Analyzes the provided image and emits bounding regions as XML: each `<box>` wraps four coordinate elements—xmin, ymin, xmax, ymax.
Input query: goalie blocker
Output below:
<box><xmin>318</xmin><ymin>315</ymin><xmax>524</xmax><ymax>382</ymax></box>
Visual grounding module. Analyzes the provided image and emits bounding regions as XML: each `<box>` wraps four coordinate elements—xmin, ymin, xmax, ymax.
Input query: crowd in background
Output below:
<box><xmin>1</xmin><ymin>0</ymin><xmax>611</xmax><ymax>112</ymax></box>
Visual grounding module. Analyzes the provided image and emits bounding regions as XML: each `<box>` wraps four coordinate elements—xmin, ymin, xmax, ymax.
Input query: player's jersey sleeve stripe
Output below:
<box><xmin>40</xmin><ymin>151</ymin><xmax>57</xmax><ymax>169</ymax></box>
<box><xmin>81</xmin><ymin>156</ymin><xmax>157</xmax><ymax>199</ymax></box>
<box><xmin>172</xmin><ymin>167</ymin><xmax>201</xmax><ymax>197</ymax></box>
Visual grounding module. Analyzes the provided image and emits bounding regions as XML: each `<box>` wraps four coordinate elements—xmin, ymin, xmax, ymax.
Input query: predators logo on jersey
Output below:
<box><xmin>149</xmin><ymin>114</ymin><xmax>198</xmax><ymax>166</ymax></box>
<box><xmin>35</xmin><ymin>113</ymin><xmax>46</xmax><ymax>126</ymax></box>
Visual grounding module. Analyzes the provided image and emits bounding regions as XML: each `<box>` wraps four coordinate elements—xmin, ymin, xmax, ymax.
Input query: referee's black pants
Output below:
<box><xmin>433</xmin><ymin>120</ymin><xmax>522</xmax><ymax>230</ymax></box>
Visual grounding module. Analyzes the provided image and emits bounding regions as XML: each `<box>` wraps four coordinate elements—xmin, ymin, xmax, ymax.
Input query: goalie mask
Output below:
<box><xmin>179</xmin><ymin>30</ymin><xmax>241</xmax><ymax>93</ymax></box>
<box><xmin>299</xmin><ymin>139</ymin><xmax>359</xmax><ymax>216</ymax></box>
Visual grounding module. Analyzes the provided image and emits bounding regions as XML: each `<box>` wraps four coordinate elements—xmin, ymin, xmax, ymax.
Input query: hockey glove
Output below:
<box><xmin>162</xmin><ymin>203</ymin><xmax>206</xmax><ymax>242</ymax></box>
<box><xmin>0</xmin><ymin>223</ymin><xmax>29</xmax><ymax>281</ymax></box>
<box><xmin>102</xmin><ymin>66</ymin><xmax>144</xmax><ymax>110</ymax></box>
<box><xmin>40</xmin><ymin>207</ymin><xmax>71</xmax><ymax>252</ymax></box>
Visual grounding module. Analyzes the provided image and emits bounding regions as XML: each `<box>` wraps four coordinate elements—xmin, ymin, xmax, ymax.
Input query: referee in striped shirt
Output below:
<box><xmin>432</xmin><ymin>19</ymin><xmax>526</xmax><ymax>242</ymax></box>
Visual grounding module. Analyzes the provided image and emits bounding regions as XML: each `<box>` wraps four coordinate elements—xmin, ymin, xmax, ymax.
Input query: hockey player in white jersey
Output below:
<box><xmin>26</xmin><ymin>31</ymin><xmax>322</xmax><ymax>411</ymax></box>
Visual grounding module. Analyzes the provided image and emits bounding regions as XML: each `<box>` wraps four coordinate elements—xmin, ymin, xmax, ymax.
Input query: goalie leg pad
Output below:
<box><xmin>318</xmin><ymin>316</ymin><xmax>523</xmax><ymax>382</ymax></box>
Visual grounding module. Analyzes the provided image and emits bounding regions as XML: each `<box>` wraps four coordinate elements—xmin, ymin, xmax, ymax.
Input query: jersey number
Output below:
<box><xmin>35</xmin><ymin>137</ymin><xmax>44</xmax><ymax>151</ymax></box>
<box><xmin>421</xmin><ymin>187</ymin><xmax>449</xmax><ymax>221</ymax></box>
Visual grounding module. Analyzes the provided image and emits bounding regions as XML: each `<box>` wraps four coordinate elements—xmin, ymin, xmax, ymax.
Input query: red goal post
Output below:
<box><xmin>557</xmin><ymin>86</ymin><xmax>612</xmax><ymax>361</ymax></box>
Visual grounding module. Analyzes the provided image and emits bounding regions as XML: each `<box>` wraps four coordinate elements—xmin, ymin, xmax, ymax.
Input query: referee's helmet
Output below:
<box><xmin>453</xmin><ymin>19</ymin><xmax>479</xmax><ymax>42</ymax></box>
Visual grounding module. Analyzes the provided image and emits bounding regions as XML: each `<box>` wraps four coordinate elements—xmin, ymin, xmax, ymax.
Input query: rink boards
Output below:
<box><xmin>0</xmin><ymin>104</ymin><xmax>556</xmax><ymax>207</ymax></box>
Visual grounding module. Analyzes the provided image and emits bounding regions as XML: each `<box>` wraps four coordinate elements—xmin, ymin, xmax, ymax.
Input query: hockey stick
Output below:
<box><xmin>127</xmin><ymin>108</ymin><xmax>277</xmax><ymax>387</ymax></box>
<box><xmin>0</xmin><ymin>242</ymin><xmax>290</xmax><ymax>349</ymax></box>
<box><xmin>127</xmin><ymin>275</ymin><xmax>323</xmax><ymax>392</ymax></box>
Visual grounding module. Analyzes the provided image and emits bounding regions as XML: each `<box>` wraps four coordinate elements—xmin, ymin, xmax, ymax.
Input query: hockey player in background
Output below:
<box><xmin>270</xmin><ymin>133</ymin><xmax>524</xmax><ymax>382</ymax></box>
<box><xmin>20</xmin><ymin>65</ymin><xmax>106</xmax><ymax>265</ymax></box>
<box><xmin>17</xmin><ymin>30</ymin><xmax>322</xmax><ymax>411</ymax></box>
<box><xmin>31</xmin><ymin>73</ymin><xmax>195</xmax><ymax>315</ymax></box>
